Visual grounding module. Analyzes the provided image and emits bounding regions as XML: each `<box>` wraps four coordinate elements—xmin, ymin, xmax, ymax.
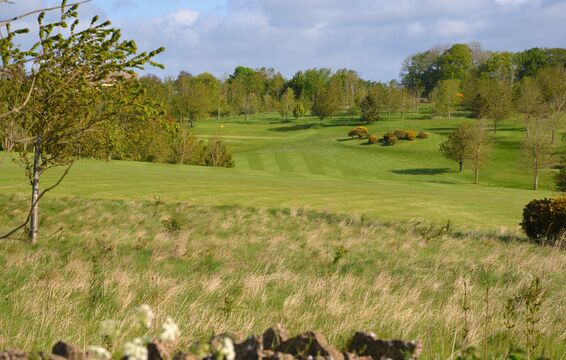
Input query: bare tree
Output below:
<box><xmin>469</xmin><ymin>120</ymin><xmax>491</xmax><ymax>184</ymax></box>
<box><xmin>522</xmin><ymin>118</ymin><xmax>556</xmax><ymax>190</ymax></box>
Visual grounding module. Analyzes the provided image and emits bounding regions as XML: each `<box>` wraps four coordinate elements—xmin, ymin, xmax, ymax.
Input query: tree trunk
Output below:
<box><xmin>29</xmin><ymin>134</ymin><xmax>41</xmax><ymax>243</ymax></box>
<box><xmin>474</xmin><ymin>162</ymin><xmax>479</xmax><ymax>184</ymax></box>
<box><xmin>533</xmin><ymin>160</ymin><xmax>539</xmax><ymax>190</ymax></box>
<box><xmin>459</xmin><ymin>160</ymin><xmax>463</xmax><ymax>173</ymax></box>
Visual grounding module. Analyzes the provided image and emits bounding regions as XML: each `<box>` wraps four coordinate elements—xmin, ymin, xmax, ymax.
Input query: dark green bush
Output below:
<box><xmin>417</xmin><ymin>131</ymin><xmax>429</xmax><ymax>139</ymax></box>
<box><xmin>520</xmin><ymin>197</ymin><xmax>566</xmax><ymax>245</ymax></box>
<box><xmin>367</xmin><ymin>134</ymin><xmax>378</xmax><ymax>144</ymax></box>
<box><xmin>382</xmin><ymin>132</ymin><xmax>397</xmax><ymax>146</ymax></box>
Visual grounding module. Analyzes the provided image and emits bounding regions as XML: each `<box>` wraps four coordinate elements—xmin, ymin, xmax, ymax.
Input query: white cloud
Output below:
<box><xmin>169</xmin><ymin>9</ymin><xmax>199</xmax><ymax>26</ymax></box>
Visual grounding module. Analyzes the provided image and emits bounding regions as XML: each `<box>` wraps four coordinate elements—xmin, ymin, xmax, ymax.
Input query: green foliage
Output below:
<box><xmin>359</xmin><ymin>92</ymin><xmax>381</xmax><ymax>123</ymax></box>
<box><xmin>520</xmin><ymin>197</ymin><xmax>566</xmax><ymax>246</ymax></box>
<box><xmin>292</xmin><ymin>102</ymin><xmax>306</xmax><ymax>121</ymax></box>
<box><xmin>278</xmin><ymin>88</ymin><xmax>295</xmax><ymax>122</ymax></box>
<box><xmin>430</xmin><ymin>79</ymin><xmax>461</xmax><ymax>117</ymax></box>
<box><xmin>463</xmin><ymin>77</ymin><xmax>513</xmax><ymax>129</ymax></box>
<box><xmin>439</xmin><ymin>123</ymin><xmax>481</xmax><ymax>173</ymax></box>
<box><xmin>312</xmin><ymin>78</ymin><xmax>341</xmax><ymax>124</ymax></box>
<box><xmin>204</xmin><ymin>137</ymin><xmax>234</xmax><ymax>168</ymax></box>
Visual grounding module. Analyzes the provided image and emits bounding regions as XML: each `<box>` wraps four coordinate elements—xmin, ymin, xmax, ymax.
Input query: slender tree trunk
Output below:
<box><xmin>533</xmin><ymin>159</ymin><xmax>539</xmax><ymax>190</ymax></box>
<box><xmin>494</xmin><ymin>120</ymin><xmax>497</xmax><ymax>133</ymax></box>
<box><xmin>29</xmin><ymin>133</ymin><xmax>41</xmax><ymax>243</ymax></box>
<box><xmin>459</xmin><ymin>160</ymin><xmax>463</xmax><ymax>173</ymax></box>
<box><xmin>474</xmin><ymin>162</ymin><xmax>479</xmax><ymax>184</ymax></box>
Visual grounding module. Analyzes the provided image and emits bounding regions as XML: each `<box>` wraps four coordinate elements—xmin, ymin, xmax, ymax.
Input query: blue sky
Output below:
<box><xmin>3</xmin><ymin>0</ymin><xmax>566</xmax><ymax>80</ymax></box>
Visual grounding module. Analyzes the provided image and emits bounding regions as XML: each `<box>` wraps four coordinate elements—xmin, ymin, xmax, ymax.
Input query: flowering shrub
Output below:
<box><xmin>348</xmin><ymin>126</ymin><xmax>369</xmax><ymax>139</ymax></box>
<box><xmin>367</xmin><ymin>135</ymin><xmax>378</xmax><ymax>144</ymax></box>
<box><xmin>521</xmin><ymin>197</ymin><xmax>566</xmax><ymax>246</ymax></box>
<box><xmin>394</xmin><ymin>130</ymin><xmax>408</xmax><ymax>140</ymax></box>
<box><xmin>382</xmin><ymin>133</ymin><xmax>397</xmax><ymax>146</ymax></box>
<box><xmin>417</xmin><ymin>131</ymin><xmax>429</xmax><ymax>139</ymax></box>
<box><xmin>405</xmin><ymin>130</ymin><xmax>417</xmax><ymax>141</ymax></box>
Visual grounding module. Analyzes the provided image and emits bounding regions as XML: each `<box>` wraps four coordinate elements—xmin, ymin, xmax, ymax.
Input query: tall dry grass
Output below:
<box><xmin>0</xmin><ymin>193</ymin><xmax>565</xmax><ymax>359</ymax></box>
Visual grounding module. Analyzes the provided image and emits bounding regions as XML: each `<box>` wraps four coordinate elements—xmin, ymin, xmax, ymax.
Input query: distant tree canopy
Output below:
<box><xmin>402</xmin><ymin>43</ymin><xmax>566</xmax><ymax>95</ymax></box>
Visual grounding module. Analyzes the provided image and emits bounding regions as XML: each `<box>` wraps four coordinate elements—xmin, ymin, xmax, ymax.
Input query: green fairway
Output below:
<box><xmin>0</xmin><ymin>108</ymin><xmax>558</xmax><ymax>228</ymax></box>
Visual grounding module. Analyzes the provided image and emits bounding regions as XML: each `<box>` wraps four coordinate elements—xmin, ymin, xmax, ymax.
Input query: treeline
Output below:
<box><xmin>139</xmin><ymin>67</ymin><xmax>418</xmax><ymax>126</ymax></box>
<box><xmin>138</xmin><ymin>44</ymin><xmax>565</xmax><ymax>126</ymax></box>
<box><xmin>402</xmin><ymin>43</ymin><xmax>566</xmax><ymax>94</ymax></box>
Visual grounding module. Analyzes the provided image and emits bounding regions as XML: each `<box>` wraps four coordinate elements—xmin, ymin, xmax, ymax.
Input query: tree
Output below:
<box><xmin>468</xmin><ymin>121</ymin><xmax>491</xmax><ymax>184</ymax></box>
<box><xmin>0</xmin><ymin>2</ymin><xmax>163</xmax><ymax>243</ymax></box>
<box><xmin>278</xmin><ymin>88</ymin><xmax>295</xmax><ymax>122</ymax></box>
<box><xmin>515</xmin><ymin>77</ymin><xmax>546</xmax><ymax>137</ymax></box>
<box><xmin>536</xmin><ymin>67</ymin><xmax>566</xmax><ymax>143</ymax></box>
<box><xmin>430</xmin><ymin>79</ymin><xmax>460</xmax><ymax>118</ymax></box>
<box><xmin>440</xmin><ymin>122</ymin><xmax>491</xmax><ymax>182</ymax></box>
<box><xmin>359</xmin><ymin>90</ymin><xmax>381</xmax><ymax>124</ymax></box>
<box><xmin>522</xmin><ymin>118</ymin><xmax>556</xmax><ymax>190</ymax></box>
<box><xmin>464</xmin><ymin>77</ymin><xmax>512</xmax><ymax>132</ymax></box>
<box><xmin>172</xmin><ymin>72</ymin><xmax>217</xmax><ymax>127</ymax></box>
<box><xmin>437</xmin><ymin>44</ymin><xmax>474</xmax><ymax>82</ymax></box>
<box><xmin>439</xmin><ymin>123</ymin><xmax>475</xmax><ymax>172</ymax></box>
<box><xmin>311</xmin><ymin>79</ymin><xmax>340</xmax><ymax>125</ymax></box>
<box><xmin>292</xmin><ymin>102</ymin><xmax>306</xmax><ymax>121</ymax></box>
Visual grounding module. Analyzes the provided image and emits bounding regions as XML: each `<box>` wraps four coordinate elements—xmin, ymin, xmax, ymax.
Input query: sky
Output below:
<box><xmin>2</xmin><ymin>0</ymin><xmax>566</xmax><ymax>81</ymax></box>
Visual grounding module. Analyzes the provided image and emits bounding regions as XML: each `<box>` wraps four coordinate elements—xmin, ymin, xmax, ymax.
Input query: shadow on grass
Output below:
<box><xmin>337</xmin><ymin>138</ymin><xmax>360</xmax><ymax>142</ymax></box>
<box><xmin>269</xmin><ymin>123</ymin><xmax>317</xmax><ymax>132</ymax></box>
<box><xmin>269</xmin><ymin>121</ymin><xmax>360</xmax><ymax>132</ymax></box>
<box><xmin>392</xmin><ymin>168</ymin><xmax>451</xmax><ymax>175</ymax></box>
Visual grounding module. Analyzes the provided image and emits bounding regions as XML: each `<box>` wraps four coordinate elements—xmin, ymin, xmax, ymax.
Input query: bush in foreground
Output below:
<box><xmin>520</xmin><ymin>197</ymin><xmax>566</xmax><ymax>246</ymax></box>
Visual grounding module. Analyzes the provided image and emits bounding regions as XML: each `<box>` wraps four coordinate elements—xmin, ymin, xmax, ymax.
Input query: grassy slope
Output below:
<box><xmin>0</xmin><ymin>194</ymin><xmax>565</xmax><ymax>358</ymax></box>
<box><xmin>0</xmin><ymin>107</ymin><xmax>557</xmax><ymax>228</ymax></box>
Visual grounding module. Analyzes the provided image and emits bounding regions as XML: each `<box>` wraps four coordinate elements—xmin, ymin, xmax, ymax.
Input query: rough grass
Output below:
<box><xmin>1</xmin><ymin>194</ymin><xmax>565</xmax><ymax>359</ymax></box>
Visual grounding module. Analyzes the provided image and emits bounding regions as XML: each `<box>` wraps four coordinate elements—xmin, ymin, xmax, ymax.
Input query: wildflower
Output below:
<box><xmin>100</xmin><ymin>320</ymin><xmax>118</xmax><ymax>339</ymax></box>
<box><xmin>86</xmin><ymin>346</ymin><xmax>112</xmax><ymax>360</ymax></box>
<box><xmin>123</xmin><ymin>337</ymin><xmax>148</xmax><ymax>360</ymax></box>
<box><xmin>136</xmin><ymin>304</ymin><xmax>155</xmax><ymax>329</ymax></box>
<box><xmin>159</xmin><ymin>317</ymin><xmax>180</xmax><ymax>343</ymax></box>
